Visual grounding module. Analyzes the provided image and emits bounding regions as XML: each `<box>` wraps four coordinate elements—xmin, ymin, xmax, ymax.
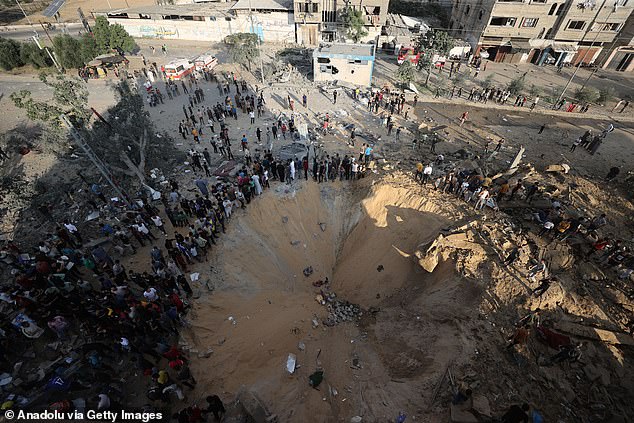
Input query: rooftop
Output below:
<box><xmin>97</xmin><ymin>3</ymin><xmax>236</xmax><ymax>17</ymax></box>
<box><xmin>231</xmin><ymin>0</ymin><xmax>292</xmax><ymax>11</ymax></box>
<box><xmin>313</xmin><ymin>43</ymin><xmax>375</xmax><ymax>57</ymax></box>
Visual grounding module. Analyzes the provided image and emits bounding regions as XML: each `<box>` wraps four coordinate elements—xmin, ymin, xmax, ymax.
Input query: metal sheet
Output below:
<box><xmin>43</xmin><ymin>0</ymin><xmax>67</xmax><ymax>17</ymax></box>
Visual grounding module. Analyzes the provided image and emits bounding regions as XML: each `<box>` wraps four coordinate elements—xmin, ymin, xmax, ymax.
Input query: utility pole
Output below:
<box><xmin>247</xmin><ymin>0</ymin><xmax>266</xmax><ymax>84</ymax></box>
<box><xmin>15</xmin><ymin>0</ymin><xmax>63</xmax><ymax>72</ymax></box>
<box><xmin>555</xmin><ymin>0</ymin><xmax>614</xmax><ymax>105</ymax></box>
<box><xmin>39</xmin><ymin>20</ymin><xmax>53</xmax><ymax>43</ymax></box>
<box><xmin>60</xmin><ymin>114</ymin><xmax>132</xmax><ymax>207</ymax></box>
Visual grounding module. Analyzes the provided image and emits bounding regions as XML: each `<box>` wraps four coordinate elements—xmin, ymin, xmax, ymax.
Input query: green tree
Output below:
<box><xmin>480</xmin><ymin>73</ymin><xmax>495</xmax><ymax>89</ymax></box>
<box><xmin>19</xmin><ymin>42</ymin><xmax>52</xmax><ymax>69</ymax></box>
<box><xmin>0</xmin><ymin>37</ymin><xmax>24</xmax><ymax>70</ymax></box>
<box><xmin>79</xmin><ymin>33</ymin><xmax>98</xmax><ymax>63</ymax></box>
<box><xmin>597</xmin><ymin>86</ymin><xmax>615</xmax><ymax>104</ymax></box>
<box><xmin>339</xmin><ymin>7</ymin><xmax>368</xmax><ymax>43</ymax></box>
<box><xmin>92</xmin><ymin>16</ymin><xmax>137</xmax><ymax>55</ymax></box>
<box><xmin>415</xmin><ymin>29</ymin><xmax>454</xmax><ymax>85</ymax></box>
<box><xmin>573</xmin><ymin>87</ymin><xmax>598</xmax><ymax>103</ymax></box>
<box><xmin>225</xmin><ymin>33</ymin><xmax>259</xmax><ymax>72</ymax></box>
<box><xmin>108</xmin><ymin>23</ymin><xmax>137</xmax><ymax>53</ymax></box>
<box><xmin>10</xmin><ymin>74</ymin><xmax>90</xmax><ymax>151</ymax></box>
<box><xmin>507</xmin><ymin>75</ymin><xmax>526</xmax><ymax>95</ymax></box>
<box><xmin>395</xmin><ymin>61</ymin><xmax>415</xmax><ymax>90</ymax></box>
<box><xmin>53</xmin><ymin>34</ymin><xmax>85</xmax><ymax>69</ymax></box>
<box><xmin>528</xmin><ymin>84</ymin><xmax>541</xmax><ymax>98</ymax></box>
<box><xmin>93</xmin><ymin>16</ymin><xmax>111</xmax><ymax>54</ymax></box>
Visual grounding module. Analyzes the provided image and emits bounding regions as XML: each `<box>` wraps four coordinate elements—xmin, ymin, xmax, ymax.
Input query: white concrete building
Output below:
<box><xmin>94</xmin><ymin>0</ymin><xmax>295</xmax><ymax>44</ymax></box>
<box><xmin>313</xmin><ymin>43</ymin><xmax>375</xmax><ymax>86</ymax></box>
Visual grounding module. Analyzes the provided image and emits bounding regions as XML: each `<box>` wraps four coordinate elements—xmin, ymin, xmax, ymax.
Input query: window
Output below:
<box><xmin>319</xmin><ymin>65</ymin><xmax>338</xmax><ymax>74</ymax></box>
<box><xmin>498</xmin><ymin>0</ymin><xmax>523</xmax><ymax>2</ymax></box>
<box><xmin>465</xmin><ymin>5</ymin><xmax>470</xmax><ymax>15</ymax></box>
<box><xmin>347</xmin><ymin>59</ymin><xmax>368</xmax><ymax>65</ymax></box>
<box><xmin>617</xmin><ymin>0</ymin><xmax>628</xmax><ymax>5</ymax></box>
<box><xmin>531</xmin><ymin>0</ymin><xmax>546</xmax><ymax>3</ymax></box>
<box><xmin>209</xmin><ymin>16</ymin><xmax>216</xmax><ymax>21</ymax></box>
<box><xmin>548</xmin><ymin>3</ymin><xmax>557</xmax><ymax>14</ymax></box>
<box><xmin>479</xmin><ymin>10</ymin><xmax>484</xmax><ymax>20</ymax></box>
<box><xmin>601</xmin><ymin>22</ymin><xmax>621</xmax><ymax>31</ymax></box>
<box><xmin>317</xmin><ymin>57</ymin><xmax>330</xmax><ymax>63</ymax></box>
<box><xmin>555</xmin><ymin>3</ymin><xmax>565</xmax><ymax>15</ymax></box>
<box><xmin>538</xmin><ymin>27</ymin><xmax>545</xmax><ymax>38</ymax></box>
<box><xmin>322</xmin><ymin>10</ymin><xmax>336</xmax><ymax>22</ymax></box>
<box><xmin>567</xmin><ymin>20</ymin><xmax>585</xmax><ymax>30</ymax></box>
<box><xmin>490</xmin><ymin>16</ymin><xmax>517</xmax><ymax>26</ymax></box>
<box><xmin>298</xmin><ymin>2</ymin><xmax>317</xmax><ymax>12</ymax></box>
<box><xmin>139</xmin><ymin>13</ymin><xmax>151</xmax><ymax>19</ymax></box>
<box><xmin>523</xmin><ymin>17</ymin><xmax>539</xmax><ymax>27</ymax></box>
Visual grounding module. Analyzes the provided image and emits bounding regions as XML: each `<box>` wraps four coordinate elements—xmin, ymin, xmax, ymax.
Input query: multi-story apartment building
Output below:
<box><xmin>294</xmin><ymin>0</ymin><xmax>389</xmax><ymax>45</ymax></box>
<box><xmin>596</xmin><ymin>9</ymin><xmax>634</xmax><ymax>70</ymax></box>
<box><xmin>451</xmin><ymin>0</ymin><xmax>634</xmax><ymax>66</ymax></box>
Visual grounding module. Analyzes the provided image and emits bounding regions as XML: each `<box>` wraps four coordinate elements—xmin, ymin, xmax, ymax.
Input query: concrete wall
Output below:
<box><xmin>313</xmin><ymin>55</ymin><xmax>374</xmax><ymax>86</ymax></box>
<box><xmin>105</xmin><ymin>13</ymin><xmax>295</xmax><ymax>43</ymax></box>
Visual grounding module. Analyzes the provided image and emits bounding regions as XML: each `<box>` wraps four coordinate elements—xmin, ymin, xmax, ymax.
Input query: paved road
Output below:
<box><xmin>0</xmin><ymin>23</ymin><xmax>84</xmax><ymax>41</ymax></box>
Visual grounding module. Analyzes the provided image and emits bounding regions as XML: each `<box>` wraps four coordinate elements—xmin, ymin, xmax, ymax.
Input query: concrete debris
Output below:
<box><xmin>198</xmin><ymin>348</ymin><xmax>214</xmax><ymax>359</ymax></box>
<box><xmin>281</xmin><ymin>216</ymin><xmax>289</xmax><ymax>223</ymax></box>
<box><xmin>298</xmin><ymin>341</ymin><xmax>305</xmax><ymax>351</ymax></box>
<box><xmin>286</xmin><ymin>354</ymin><xmax>297</xmax><ymax>374</ymax></box>
<box><xmin>303</xmin><ymin>266</ymin><xmax>313</xmax><ymax>277</ymax></box>
<box><xmin>350</xmin><ymin>417</ymin><xmax>363</xmax><ymax>423</ymax></box>
<box><xmin>546</xmin><ymin>163</ymin><xmax>571</xmax><ymax>174</ymax></box>
<box><xmin>319</xmin><ymin>222</ymin><xmax>327</xmax><ymax>232</ymax></box>
<box><xmin>290</xmin><ymin>240</ymin><xmax>301</xmax><ymax>246</ymax></box>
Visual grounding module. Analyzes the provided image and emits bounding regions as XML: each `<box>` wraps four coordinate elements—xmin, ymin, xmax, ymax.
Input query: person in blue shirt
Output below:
<box><xmin>364</xmin><ymin>145</ymin><xmax>373</xmax><ymax>163</ymax></box>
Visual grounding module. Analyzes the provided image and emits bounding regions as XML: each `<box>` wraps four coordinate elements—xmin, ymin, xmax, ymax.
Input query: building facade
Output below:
<box><xmin>313</xmin><ymin>43</ymin><xmax>375</xmax><ymax>85</ymax></box>
<box><xmin>451</xmin><ymin>0</ymin><xmax>634</xmax><ymax>66</ymax></box>
<box><xmin>95</xmin><ymin>1</ymin><xmax>295</xmax><ymax>44</ymax></box>
<box><xmin>294</xmin><ymin>0</ymin><xmax>389</xmax><ymax>45</ymax></box>
<box><xmin>596</xmin><ymin>9</ymin><xmax>634</xmax><ymax>70</ymax></box>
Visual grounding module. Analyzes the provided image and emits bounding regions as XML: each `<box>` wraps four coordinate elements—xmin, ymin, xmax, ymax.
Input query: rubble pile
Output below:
<box><xmin>323</xmin><ymin>298</ymin><xmax>362</xmax><ymax>326</ymax></box>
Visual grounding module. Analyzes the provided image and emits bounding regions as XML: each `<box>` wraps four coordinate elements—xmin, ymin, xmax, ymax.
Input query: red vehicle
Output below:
<box><xmin>397</xmin><ymin>47</ymin><xmax>448</xmax><ymax>68</ymax></box>
<box><xmin>397</xmin><ymin>47</ymin><xmax>421</xmax><ymax>65</ymax></box>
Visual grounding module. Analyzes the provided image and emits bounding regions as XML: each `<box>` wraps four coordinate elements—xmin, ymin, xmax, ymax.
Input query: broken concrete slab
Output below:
<box><xmin>556</xmin><ymin>321</ymin><xmax>634</xmax><ymax>346</ymax></box>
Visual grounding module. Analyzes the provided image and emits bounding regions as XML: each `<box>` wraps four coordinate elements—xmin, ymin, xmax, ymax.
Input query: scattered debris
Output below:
<box><xmin>286</xmin><ymin>354</ymin><xmax>297</xmax><ymax>374</ymax></box>
<box><xmin>303</xmin><ymin>266</ymin><xmax>313</xmax><ymax>277</ymax></box>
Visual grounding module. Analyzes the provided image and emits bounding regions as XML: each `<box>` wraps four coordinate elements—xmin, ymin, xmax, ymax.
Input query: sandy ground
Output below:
<box><xmin>2</xmin><ymin>45</ymin><xmax>634</xmax><ymax>421</ymax></box>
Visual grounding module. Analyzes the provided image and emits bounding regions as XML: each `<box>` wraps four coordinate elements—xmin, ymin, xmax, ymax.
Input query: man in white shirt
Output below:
<box><xmin>474</xmin><ymin>188</ymin><xmax>490</xmax><ymax>210</ymax></box>
<box><xmin>63</xmin><ymin>220</ymin><xmax>83</xmax><ymax>244</ymax></box>
<box><xmin>151</xmin><ymin>215</ymin><xmax>167</xmax><ymax>235</ymax></box>
<box><xmin>422</xmin><ymin>164</ymin><xmax>433</xmax><ymax>185</ymax></box>
<box><xmin>143</xmin><ymin>287</ymin><xmax>159</xmax><ymax>302</ymax></box>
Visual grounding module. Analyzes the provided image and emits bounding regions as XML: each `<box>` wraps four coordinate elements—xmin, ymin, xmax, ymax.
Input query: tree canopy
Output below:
<box><xmin>225</xmin><ymin>33</ymin><xmax>260</xmax><ymax>71</ymax></box>
<box><xmin>93</xmin><ymin>16</ymin><xmax>136</xmax><ymax>54</ymax></box>
<box><xmin>396</xmin><ymin>61</ymin><xmax>415</xmax><ymax>88</ymax></box>
<box><xmin>339</xmin><ymin>7</ymin><xmax>368</xmax><ymax>43</ymax></box>
<box><xmin>0</xmin><ymin>37</ymin><xmax>51</xmax><ymax>71</ymax></box>
<box><xmin>415</xmin><ymin>29</ymin><xmax>454</xmax><ymax>84</ymax></box>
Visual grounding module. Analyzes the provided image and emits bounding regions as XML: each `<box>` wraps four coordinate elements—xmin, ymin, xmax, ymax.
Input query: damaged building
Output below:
<box><xmin>313</xmin><ymin>43</ymin><xmax>375</xmax><ymax>86</ymax></box>
<box><xmin>95</xmin><ymin>0</ymin><xmax>390</xmax><ymax>46</ymax></box>
<box><xmin>294</xmin><ymin>0</ymin><xmax>389</xmax><ymax>45</ymax></box>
